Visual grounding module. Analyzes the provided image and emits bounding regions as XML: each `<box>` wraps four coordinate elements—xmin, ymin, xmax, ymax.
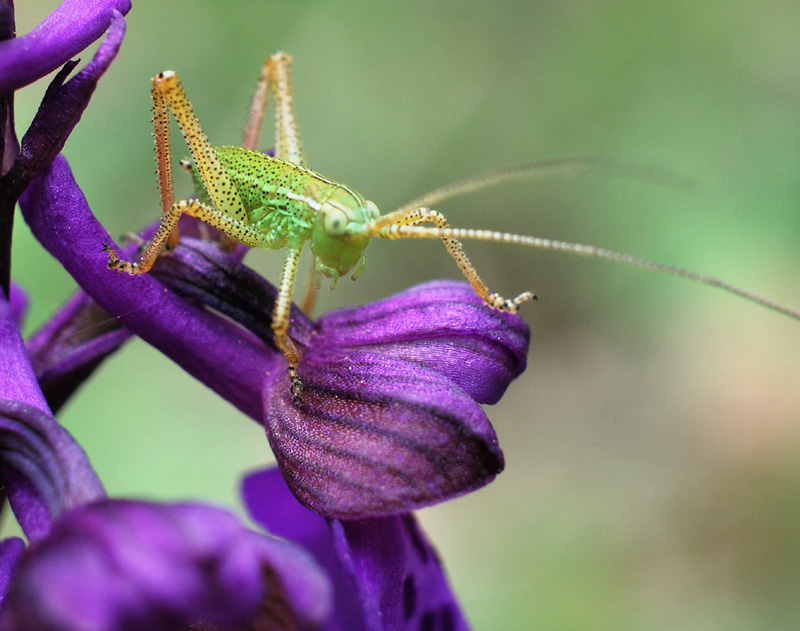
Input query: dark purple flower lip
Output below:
<box><xmin>264</xmin><ymin>348</ymin><xmax>506</xmax><ymax>519</ymax></box>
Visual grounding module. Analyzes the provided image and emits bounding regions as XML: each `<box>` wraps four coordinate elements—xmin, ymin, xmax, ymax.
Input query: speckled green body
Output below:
<box><xmin>189</xmin><ymin>145</ymin><xmax>343</xmax><ymax>251</ymax></box>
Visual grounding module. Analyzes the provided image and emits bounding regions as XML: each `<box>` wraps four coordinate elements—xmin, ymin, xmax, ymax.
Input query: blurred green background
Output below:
<box><xmin>9</xmin><ymin>1</ymin><xmax>800</xmax><ymax>629</ymax></box>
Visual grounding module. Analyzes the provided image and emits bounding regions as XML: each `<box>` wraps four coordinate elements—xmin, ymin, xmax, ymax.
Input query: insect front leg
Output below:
<box><xmin>377</xmin><ymin>207</ymin><xmax>535</xmax><ymax>313</ymax></box>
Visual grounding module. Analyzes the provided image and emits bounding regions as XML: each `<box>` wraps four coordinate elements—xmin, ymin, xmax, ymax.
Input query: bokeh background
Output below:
<box><xmin>9</xmin><ymin>1</ymin><xmax>800</xmax><ymax>629</ymax></box>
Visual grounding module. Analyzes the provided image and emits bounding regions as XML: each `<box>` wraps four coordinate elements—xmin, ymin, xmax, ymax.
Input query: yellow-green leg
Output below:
<box><xmin>104</xmin><ymin>198</ymin><xmax>268</xmax><ymax>274</ymax></box>
<box><xmin>242</xmin><ymin>51</ymin><xmax>306</xmax><ymax>166</ymax></box>
<box><xmin>241</xmin><ymin>53</ymin><xmax>311</xmax><ymax>391</ymax></box>
<box><xmin>375</xmin><ymin>206</ymin><xmax>534</xmax><ymax>313</ymax></box>
<box><xmin>272</xmin><ymin>247</ymin><xmax>305</xmax><ymax>399</ymax></box>
<box><xmin>107</xmin><ymin>66</ymin><xmax>308</xmax><ymax>395</ymax></box>
<box><xmin>247</xmin><ymin>53</ymin><xmax>311</xmax><ymax>392</ymax></box>
<box><xmin>243</xmin><ymin>52</ymin><xmax>319</xmax><ymax>317</ymax></box>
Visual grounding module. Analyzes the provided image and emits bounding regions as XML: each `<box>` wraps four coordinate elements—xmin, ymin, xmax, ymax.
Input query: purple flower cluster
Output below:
<box><xmin>0</xmin><ymin>2</ymin><xmax>529</xmax><ymax>629</ymax></box>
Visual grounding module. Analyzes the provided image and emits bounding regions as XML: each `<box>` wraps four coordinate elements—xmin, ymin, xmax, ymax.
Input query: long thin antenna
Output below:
<box><xmin>391</xmin><ymin>155</ymin><xmax>695</xmax><ymax>216</ymax></box>
<box><xmin>383</xmin><ymin>224</ymin><xmax>800</xmax><ymax>321</ymax></box>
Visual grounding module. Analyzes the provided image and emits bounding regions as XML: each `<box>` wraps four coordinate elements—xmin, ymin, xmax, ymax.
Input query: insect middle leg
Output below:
<box><xmin>272</xmin><ymin>247</ymin><xmax>304</xmax><ymax>397</ymax></box>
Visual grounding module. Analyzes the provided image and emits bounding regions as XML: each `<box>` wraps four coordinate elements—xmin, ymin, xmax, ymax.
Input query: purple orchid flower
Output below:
<box><xmin>4</xmin><ymin>0</ymin><xmax>530</xmax><ymax>520</ymax></box>
<box><xmin>19</xmin><ymin>155</ymin><xmax>530</xmax><ymax>518</ymax></box>
<box><xmin>1</xmin><ymin>0</ymin><xmax>534</xmax><ymax>625</ymax></box>
<box><xmin>0</xmin><ymin>268</ymin><xmax>333</xmax><ymax>630</ymax></box>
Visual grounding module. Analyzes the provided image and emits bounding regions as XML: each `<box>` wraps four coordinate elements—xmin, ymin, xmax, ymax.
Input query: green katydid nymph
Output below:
<box><xmin>103</xmin><ymin>52</ymin><xmax>800</xmax><ymax>397</ymax></box>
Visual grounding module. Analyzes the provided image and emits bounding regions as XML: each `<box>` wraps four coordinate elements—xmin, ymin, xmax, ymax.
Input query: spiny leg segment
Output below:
<box><xmin>243</xmin><ymin>52</ymin><xmax>306</xmax><ymax>166</ymax></box>
<box><xmin>366</xmin><ymin>158</ymin><xmax>800</xmax><ymax>321</ymax></box>
<box><xmin>371</xmin><ymin>206</ymin><xmax>534</xmax><ymax>313</ymax></box>
<box><xmin>104</xmin><ymin>53</ymin><xmax>311</xmax><ymax>394</ymax></box>
<box><xmin>273</xmin><ymin>247</ymin><xmax>305</xmax><ymax>398</ymax></box>
<box><xmin>370</xmin><ymin>213</ymin><xmax>800</xmax><ymax>322</ymax></box>
<box><xmin>244</xmin><ymin>53</ymin><xmax>312</xmax><ymax>392</ymax></box>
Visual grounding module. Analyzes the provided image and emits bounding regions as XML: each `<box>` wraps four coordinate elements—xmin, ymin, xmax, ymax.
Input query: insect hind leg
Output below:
<box><xmin>242</xmin><ymin>52</ymin><xmax>306</xmax><ymax>167</ymax></box>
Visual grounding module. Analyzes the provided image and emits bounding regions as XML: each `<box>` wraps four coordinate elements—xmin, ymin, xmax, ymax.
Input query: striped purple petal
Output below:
<box><xmin>264</xmin><ymin>349</ymin><xmax>504</xmax><ymax>519</ymax></box>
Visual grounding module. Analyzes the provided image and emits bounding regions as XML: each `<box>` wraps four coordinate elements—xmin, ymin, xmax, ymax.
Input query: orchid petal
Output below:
<box><xmin>0</xmin><ymin>0</ymin><xmax>131</xmax><ymax>95</ymax></box>
<box><xmin>264</xmin><ymin>349</ymin><xmax>503</xmax><ymax>518</ymax></box>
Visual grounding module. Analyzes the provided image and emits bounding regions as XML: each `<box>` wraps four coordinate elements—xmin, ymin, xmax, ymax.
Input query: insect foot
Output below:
<box><xmin>288</xmin><ymin>366</ymin><xmax>305</xmax><ymax>403</ymax></box>
<box><xmin>485</xmin><ymin>291</ymin><xmax>537</xmax><ymax>314</ymax></box>
<box><xmin>101</xmin><ymin>243</ymin><xmax>142</xmax><ymax>275</ymax></box>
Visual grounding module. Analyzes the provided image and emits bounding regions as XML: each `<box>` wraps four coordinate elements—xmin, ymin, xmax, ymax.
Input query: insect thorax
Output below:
<box><xmin>201</xmin><ymin>146</ymin><xmax>340</xmax><ymax>248</ymax></box>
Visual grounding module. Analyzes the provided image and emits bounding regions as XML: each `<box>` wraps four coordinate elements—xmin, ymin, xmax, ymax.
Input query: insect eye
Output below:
<box><xmin>323</xmin><ymin>207</ymin><xmax>348</xmax><ymax>237</ymax></box>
